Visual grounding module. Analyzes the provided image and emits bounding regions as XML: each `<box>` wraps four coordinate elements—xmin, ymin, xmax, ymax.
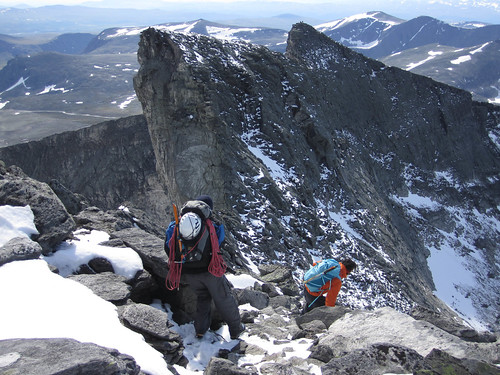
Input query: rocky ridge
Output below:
<box><xmin>0</xmin><ymin>162</ymin><xmax>499</xmax><ymax>374</ymax></box>
<box><xmin>0</xmin><ymin>20</ymin><xmax>499</xmax><ymax>374</ymax></box>
<box><xmin>1</xmin><ymin>22</ymin><xmax>499</xmax><ymax>330</ymax></box>
<box><xmin>133</xmin><ymin>23</ymin><xmax>500</xmax><ymax>328</ymax></box>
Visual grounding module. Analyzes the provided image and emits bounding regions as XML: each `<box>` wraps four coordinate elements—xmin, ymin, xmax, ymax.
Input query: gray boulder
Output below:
<box><xmin>268</xmin><ymin>295</ymin><xmax>301</xmax><ymax>312</ymax></box>
<box><xmin>295</xmin><ymin>305</ymin><xmax>353</xmax><ymax>329</ymax></box>
<box><xmin>204</xmin><ymin>357</ymin><xmax>258</xmax><ymax>375</ymax></box>
<box><xmin>0</xmin><ymin>338</ymin><xmax>141</xmax><ymax>375</ymax></box>
<box><xmin>321</xmin><ymin>343</ymin><xmax>428</xmax><ymax>375</ymax></box>
<box><xmin>308</xmin><ymin>344</ymin><xmax>334</xmax><ymax>363</ymax></box>
<box><xmin>73</xmin><ymin>206</ymin><xmax>135</xmax><ymax>234</ymax></box>
<box><xmin>119</xmin><ymin>303</ymin><xmax>175</xmax><ymax>340</ymax></box>
<box><xmin>0</xmin><ymin>165</ymin><xmax>75</xmax><ymax>254</ymax></box>
<box><xmin>0</xmin><ymin>237</ymin><xmax>42</xmax><ymax>266</ymax></box>
<box><xmin>259</xmin><ymin>362</ymin><xmax>311</xmax><ymax>375</ymax></box>
<box><xmin>299</xmin><ymin>319</ymin><xmax>327</xmax><ymax>334</ymax></box>
<box><xmin>260</xmin><ymin>265</ymin><xmax>292</xmax><ymax>283</ymax></box>
<box><xmin>128</xmin><ymin>269</ymin><xmax>160</xmax><ymax>304</ymax></box>
<box><xmin>235</xmin><ymin>288</ymin><xmax>269</xmax><ymax>310</ymax></box>
<box><xmin>110</xmin><ymin>227</ymin><xmax>169</xmax><ymax>279</ymax></box>
<box><xmin>319</xmin><ymin>307</ymin><xmax>500</xmax><ymax>364</ymax></box>
<box><xmin>119</xmin><ymin>303</ymin><xmax>185</xmax><ymax>365</ymax></box>
<box><xmin>67</xmin><ymin>272</ymin><xmax>131</xmax><ymax>304</ymax></box>
<box><xmin>258</xmin><ymin>265</ymin><xmax>300</xmax><ymax>297</ymax></box>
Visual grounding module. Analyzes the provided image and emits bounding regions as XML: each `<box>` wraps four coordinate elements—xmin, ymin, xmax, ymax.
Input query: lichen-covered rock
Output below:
<box><xmin>0</xmin><ymin>164</ymin><xmax>75</xmax><ymax>254</ymax></box>
<box><xmin>321</xmin><ymin>343</ymin><xmax>428</xmax><ymax>375</ymax></box>
<box><xmin>0</xmin><ymin>338</ymin><xmax>141</xmax><ymax>375</ymax></box>
<box><xmin>0</xmin><ymin>237</ymin><xmax>42</xmax><ymax>266</ymax></box>
<box><xmin>67</xmin><ymin>272</ymin><xmax>132</xmax><ymax>304</ymax></box>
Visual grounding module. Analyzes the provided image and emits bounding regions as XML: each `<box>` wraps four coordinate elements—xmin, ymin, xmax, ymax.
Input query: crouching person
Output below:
<box><xmin>303</xmin><ymin>258</ymin><xmax>357</xmax><ymax>313</ymax></box>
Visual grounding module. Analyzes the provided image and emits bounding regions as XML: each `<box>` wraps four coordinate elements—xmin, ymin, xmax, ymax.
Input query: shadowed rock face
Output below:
<box><xmin>0</xmin><ymin>115</ymin><xmax>170</xmax><ymax>225</ymax></box>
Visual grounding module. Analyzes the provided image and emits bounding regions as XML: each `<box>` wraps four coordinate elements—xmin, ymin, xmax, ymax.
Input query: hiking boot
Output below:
<box><xmin>230</xmin><ymin>323</ymin><xmax>245</xmax><ymax>340</ymax></box>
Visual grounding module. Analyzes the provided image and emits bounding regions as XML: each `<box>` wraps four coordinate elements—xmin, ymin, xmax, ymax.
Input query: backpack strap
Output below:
<box><xmin>166</xmin><ymin>219</ymin><xmax>226</xmax><ymax>288</ymax></box>
<box><xmin>206</xmin><ymin>219</ymin><xmax>226</xmax><ymax>277</ymax></box>
<box><xmin>166</xmin><ymin>225</ymin><xmax>183</xmax><ymax>290</ymax></box>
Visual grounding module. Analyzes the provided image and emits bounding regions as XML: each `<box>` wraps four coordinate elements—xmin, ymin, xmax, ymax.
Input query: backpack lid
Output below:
<box><xmin>181</xmin><ymin>200</ymin><xmax>212</xmax><ymax>219</ymax></box>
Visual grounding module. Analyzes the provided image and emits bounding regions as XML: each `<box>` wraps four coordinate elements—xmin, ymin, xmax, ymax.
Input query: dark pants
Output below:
<box><xmin>183</xmin><ymin>272</ymin><xmax>241</xmax><ymax>337</ymax></box>
<box><xmin>303</xmin><ymin>287</ymin><xmax>325</xmax><ymax>313</ymax></box>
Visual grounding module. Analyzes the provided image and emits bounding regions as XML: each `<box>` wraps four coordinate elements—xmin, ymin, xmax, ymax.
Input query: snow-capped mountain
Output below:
<box><xmin>0</xmin><ymin>19</ymin><xmax>289</xmax><ymax>147</ymax></box>
<box><xmin>315</xmin><ymin>12</ymin><xmax>500</xmax><ymax>102</ymax></box>
<box><xmin>315</xmin><ymin>11</ymin><xmax>405</xmax><ymax>51</ymax></box>
<box><xmin>84</xmin><ymin>19</ymin><xmax>288</xmax><ymax>54</ymax></box>
<box><xmin>381</xmin><ymin>41</ymin><xmax>500</xmax><ymax>103</ymax></box>
<box><xmin>318</xmin><ymin>12</ymin><xmax>500</xmax><ymax>59</ymax></box>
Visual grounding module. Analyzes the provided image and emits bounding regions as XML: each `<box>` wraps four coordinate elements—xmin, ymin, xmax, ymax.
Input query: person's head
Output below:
<box><xmin>196</xmin><ymin>195</ymin><xmax>213</xmax><ymax>210</ymax></box>
<box><xmin>342</xmin><ymin>259</ymin><xmax>357</xmax><ymax>274</ymax></box>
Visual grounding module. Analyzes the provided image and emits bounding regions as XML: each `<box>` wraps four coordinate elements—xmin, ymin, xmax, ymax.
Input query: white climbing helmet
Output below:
<box><xmin>179</xmin><ymin>212</ymin><xmax>202</xmax><ymax>240</ymax></box>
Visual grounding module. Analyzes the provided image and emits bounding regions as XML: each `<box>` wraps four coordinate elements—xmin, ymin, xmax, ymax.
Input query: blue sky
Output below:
<box><xmin>1</xmin><ymin>0</ymin><xmax>499</xmax><ymax>24</ymax></box>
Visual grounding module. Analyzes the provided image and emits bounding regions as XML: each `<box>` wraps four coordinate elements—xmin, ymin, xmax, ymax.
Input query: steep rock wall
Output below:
<box><xmin>0</xmin><ymin>115</ymin><xmax>169</xmax><ymax>224</ymax></box>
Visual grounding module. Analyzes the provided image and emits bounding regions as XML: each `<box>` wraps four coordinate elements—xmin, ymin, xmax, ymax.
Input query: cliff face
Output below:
<box><xmin>134</xmin><ymin>23</ymin><xmax>499</xmax><ymax>329</ymax></box>
<box><xmin>0</xmin><ymin>115</ymin><xmax>169</xmax><ymax>224</ymax></box>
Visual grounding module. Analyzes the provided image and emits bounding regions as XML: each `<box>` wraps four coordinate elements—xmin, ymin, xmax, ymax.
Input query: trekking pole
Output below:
<box><xmin>308</xmin><ymin>292</ymin><xmax>327</xmax><ymax>308</ymax></box>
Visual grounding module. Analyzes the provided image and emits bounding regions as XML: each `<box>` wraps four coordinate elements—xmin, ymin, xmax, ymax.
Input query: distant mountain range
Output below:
<box><xmin>316</xmin><ymin>11</ymin><xmax>500</xmax><ymax>102</ymax></box>
<box><xmin>83</xmin><ymin>20</ymin><xmax>288</xmax><ymax>55</ymax></box>
<box><xmin>0</xmin><ymin>9</ymin><xmax>499</xmax><ymax>146</ymax></box>
<box><xmin>317</xmin><ymin>12</ymin><xmax>500</xmax><ymax>58</ymax></box>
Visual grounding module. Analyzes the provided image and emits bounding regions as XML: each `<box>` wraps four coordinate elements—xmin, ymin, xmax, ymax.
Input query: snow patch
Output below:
<box><xmin>470</xmin><ymin>42</ymin><xmax>490</xmax><ymax>54</ymax></box>
<box><xmin>451</xmin><ymin>55</ymin><xmax>472</xmax><ymax>65</ymax></box>
<box><xmin>118</xmin><ymin>94</ymin><xmax>137</xmax><ymax>109</ymax></box>
<box><xmin>36</xmin><ymin>85</ymin><xmax>70</xmax><ymax>95</ymax></box>
<box><xmin>0</xmin><ymin>205</ymin><xmax>39</xmax><ymax>247</ymax></box>
<box><xmin>226</xmin><ymin>273</ymin><xmax>263</xmax><ymax>288</ymax></box>
<box><xmin>406</xmin><ymin>50</ymin><xmax>442</xmax><ymax>70</ymax></box>
<box><xmin>43</xmin><ymin>229</ymin><xmax>143</xmax><ymax>280</ymax></box>
<box><xmin>0</xmin><ymin>77</ymin><xmax>30</xmax><ymax>95</ymax></box>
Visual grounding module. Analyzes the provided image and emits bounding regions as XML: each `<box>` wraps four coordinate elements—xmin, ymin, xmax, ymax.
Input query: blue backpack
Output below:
<box><xmin>303</xmin><ymin>259</ymin><xmax>341</xmax><ymax>293</ymax></box>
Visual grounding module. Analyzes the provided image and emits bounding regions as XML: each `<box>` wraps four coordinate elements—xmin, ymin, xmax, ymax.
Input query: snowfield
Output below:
<box><xmin>0</xmin><ymin>205</ymin><xmax>320</xmax><ymax>374</ymax></box>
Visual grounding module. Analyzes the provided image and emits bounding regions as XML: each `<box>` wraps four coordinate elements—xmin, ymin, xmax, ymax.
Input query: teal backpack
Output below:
<box><xmin>303</xmin><ymin>259</ymin><xmax>341</xmax><ymax>293</ymax></box>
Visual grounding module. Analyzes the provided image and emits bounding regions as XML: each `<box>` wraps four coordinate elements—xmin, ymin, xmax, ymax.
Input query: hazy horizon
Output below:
<box><xmin>1</xmin><ymin>0</ymin><xmax>499</xmax><ymax>25</ymax></box>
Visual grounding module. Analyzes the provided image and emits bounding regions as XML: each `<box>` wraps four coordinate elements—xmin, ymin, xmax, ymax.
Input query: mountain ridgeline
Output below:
<box><xmin>133</xmin><ymin>23</ymin><xmax>500</xmax><ymax>328</ymax></box>
<box><xmin>1</xmin><ymin>23</ymin><xmax>499</xmax><ymax>331</ymax></box>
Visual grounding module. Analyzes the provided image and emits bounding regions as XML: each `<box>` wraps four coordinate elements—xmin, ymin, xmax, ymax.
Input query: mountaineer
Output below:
<box><xmin>165</xmin><ymin>195</ymin><xmax>244</xmax><ymax>340</ymax></box>
<box><xmin>303</xmin><ymin>258</ymin><xmax>357</xmax><ymax>313</ymax></box>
